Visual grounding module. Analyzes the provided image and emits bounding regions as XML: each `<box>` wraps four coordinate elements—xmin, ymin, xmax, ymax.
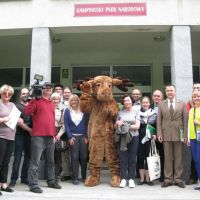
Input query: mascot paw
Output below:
<box><xmin>110</xmin><ymin>175</ymin><xmax>120</xmax><ymax>187</ymax></box>
<box><xmin>85</xmin><ymin>175</ymin><xmax>100</xmax><ymax>187</ymax></box>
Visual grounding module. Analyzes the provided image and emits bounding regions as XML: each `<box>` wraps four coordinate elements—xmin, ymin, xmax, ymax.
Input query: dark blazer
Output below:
<box><xmin>157</xmin><ymin>99</ymin><xmax>188</xmax><ymax>141</ymax></box>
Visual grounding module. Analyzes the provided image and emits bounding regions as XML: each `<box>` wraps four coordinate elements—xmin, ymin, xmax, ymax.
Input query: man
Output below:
<box><xmin>62</xmin><ymin>87</ymin><xmax>72</xmax><ymax>107</ymax></box>
<box><xmin>54</xmin><ymin>84</ymin><xmax>71</xmax><ymax>181</ymax></box>
<box><xmin>150</xmin><ymin>90</ymin><xmax>164</xmax><ymax>182</ymax></box>
<box><xmin>193</xmin><ymin>82</ymin><xmax>200</xmax><ymax>91</ymax></box>
<box><xmin>9</xmin><ymin>88</ymin><xmax>32</xmax><ymax>187</ymax></box>
<box><xmin>157</xmin><ymin>85</ymin><xmax>188</xmax><ymax>188</ymax></box>
<box><xmin>131</xmin><ymin>88</ymin><xmax>142</xmax><ymax>111</ymax></box>
<box><xmin>24</xmin><ymin>82</ymin><xmax>61</xmax><ymax>193</ymax></box>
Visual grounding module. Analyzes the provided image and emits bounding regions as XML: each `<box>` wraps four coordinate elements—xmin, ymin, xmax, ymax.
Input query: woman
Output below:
<box><xmin>64</xmin><ymin>94</ymin><xmax>89</xmax><ymax>185</ymax></box>
<box><xmin>188</xmin><ymin>90</ymin><xmax>200</xmax><ymax>190</ymax></box>
<box><xmin>137</xmin><ymin>96</ymin><xmax>156</xmax><ymax>186</ymax></box>
<box><xmin>51</xmin><ymin>92</ymin><xmax>66</xmax><ymax>182</ymax></box>
<box><xmin>0</xmin><ymin>85</ymin><xmax>17</xmax><ymax>194</ymax></box>
<box><xmin>115</xmin><ymin>94</ymin><xmax>140</xmax><ymax>188</ymax></box>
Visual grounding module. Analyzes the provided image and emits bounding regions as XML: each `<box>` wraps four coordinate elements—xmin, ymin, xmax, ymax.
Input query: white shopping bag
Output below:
<box><xmin>147</xmin><ymin>140</ymin><xmax>161</xmax><ymax>181</ymax></box>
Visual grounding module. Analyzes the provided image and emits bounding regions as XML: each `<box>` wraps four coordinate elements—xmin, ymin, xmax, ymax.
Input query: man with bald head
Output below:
<box><xmin>150</xmin><ymin>89</ymin><xmax>164</xmax><ymax>182</ymax></box>
<box><xmin>151</xmin><ymin>90</ymin><xmax>163</xmax><ymax>114</ymax></box>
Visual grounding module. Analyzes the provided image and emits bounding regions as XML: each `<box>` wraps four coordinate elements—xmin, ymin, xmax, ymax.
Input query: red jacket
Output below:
<box><xmin>24</xmin><ymin>98</ymin><xmax>56</xmax><ymax>137</ymax></box>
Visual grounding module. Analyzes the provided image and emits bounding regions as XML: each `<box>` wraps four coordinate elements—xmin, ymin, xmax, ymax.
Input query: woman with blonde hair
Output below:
<box><xmin>0</xmin><ymin>85</ymin><xmax>16</xmax><ymax>194</ymax></box>
<box><xmin>64</xmin><ymin>94</ymin><xmax>89</xmax><ymax>185</ymax></box>
<box><xmin>188</xmin><ymin>90</ymin><xmax>200</xmax><ymax>190</ymax></box>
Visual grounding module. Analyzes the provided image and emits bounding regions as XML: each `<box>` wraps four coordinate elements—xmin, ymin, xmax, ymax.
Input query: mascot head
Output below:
<box><xmin>74</xmin><ymin>75</ymin><xmax>133</xmax><ymax>102</ymax></box>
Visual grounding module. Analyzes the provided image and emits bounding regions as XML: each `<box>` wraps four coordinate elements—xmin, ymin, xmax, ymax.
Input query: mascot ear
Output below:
<box><xmin>112</xmin><ymin>77</ymin><xmax>134</xmax><ymax>92</ymax></box>
<box><xmin>73</xmin><ymin>77</ymin><xmax>94</xmax><ymax>91</ymax></box>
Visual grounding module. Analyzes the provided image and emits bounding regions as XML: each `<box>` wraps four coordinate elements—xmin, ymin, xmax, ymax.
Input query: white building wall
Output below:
<box><xmin>0</xmin><ymin>0</ymin><xmax>200</xmax><ymax>31</ymax></box>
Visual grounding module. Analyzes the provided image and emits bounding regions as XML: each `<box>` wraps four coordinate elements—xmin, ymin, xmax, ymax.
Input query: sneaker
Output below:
<box><xmin>30</xmin><ymin>187</ymin><xmax>43</xmax><ymax>193</ymax></box>
<box><xmin>48</xmin><ymin>182</ymin><xmax>62</xmax><ymax>189</ymax></box>
<box><xmin>128</xmin><ymin>179</ymin><xmax>135</xmax><ymax>188</ymax></box>
<box><xmin>119</xmin><ymin>179</ymin><xmax>126</xmax><ymax>188</ymax></box>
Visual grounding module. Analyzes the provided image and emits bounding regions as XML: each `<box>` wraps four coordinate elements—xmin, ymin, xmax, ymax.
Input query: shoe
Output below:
<box><xmin>119</xmin><ymin>179</ymin><xmax>126</xmax><ymax>188</ymax></box>
<box><xmin>48</xmin><ymin>182</ymin><xmax>62</xmax><ymax>189</ymax></box>
<box><xmin>61</xmin><ymin>176</ymin><xmax>71</xmax><ymax>181</ymax></box>
<box><xmin>0</xmin><ymin>191</ymin><xmax>2</xmax><ymax>196</ymax></box>
<box><xmin>72</xmin><ymin>179</ymin><xmax>79</xmax><ymax>185</ymax></box>
<box><xmin>128</xmin><ymin>179</ymin><xmax>135</xmax><ymax>188</ymax></box>
<box><xmin>194</xmin><ymin>186</ymin><xmax>200</xmax><ymax>190</ymax></box>
<box><xmin>9</xmin><ymin>181</ymin><xmax>16</xmax><ymax>187</ymax></box>
<box><xmin>147</xmin><ymin>181</ymin><xmax>154</xmax><ymax>186</ymax></box>
<box><xmin>161</xmin><ymin>182</ymin><xmax>173</xmax><ymax>188</ymax></box>
<box><xmin>1</xmin><ymin>186</ymin><xmax>13</xmax><ymax>192</ymax></box>
<box><xmin>21</xmin><ymin>180</ymin><xmax>29</xmax><ymax>185</ymax></box>
<box><xmin>137</xmin><ymin>180</ymin><xmax>145</xmax><ymax>185</ymax></box>
<box><xmin>30</xmin><ymin>187</ymin><xmax>43</xmax><ymax>193</ymax></box>
<box><xmin>175</xmin><ymin>182</ymin><xmax>185</xmax><ymax>188</ymax></box>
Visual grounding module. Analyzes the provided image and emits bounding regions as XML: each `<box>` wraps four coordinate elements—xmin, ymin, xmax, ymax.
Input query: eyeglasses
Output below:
<box><xmin>2</xmin><ymin>92</ymin><xmax>12</xmax><ymax>97</ymax></box>
<box><xmin>21</xmin><ymin>93</ymin><xmax>28</xmax><ymax>95</ymax></box>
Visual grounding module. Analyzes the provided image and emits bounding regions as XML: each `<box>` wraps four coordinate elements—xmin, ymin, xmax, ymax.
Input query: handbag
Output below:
<box><xmin>147</xmin><ymin>140</ymin><xmax>161</xmax><ymax>181</ymax></box>
<box><xmin>55</xmin><ymin>108</ymin><xmax>69</xmax><ymax>151</ymax></box>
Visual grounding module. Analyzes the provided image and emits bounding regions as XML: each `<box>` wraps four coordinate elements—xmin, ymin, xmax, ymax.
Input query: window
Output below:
<box><xmin>113</xmin><ymin>65</ymin><xmax>151</xmax><ymax>86</ymax></box>
<box><xmin>0</xmin><ymin>68</ymin><xmax>23</xmax><ymax>87</ymax></box>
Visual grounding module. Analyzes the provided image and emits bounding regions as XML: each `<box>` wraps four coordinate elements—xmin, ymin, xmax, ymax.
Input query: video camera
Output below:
<box><xmin>31</xmin><ymin>74</ymin><xmax>44</xmax><ymax>99</ymax></box>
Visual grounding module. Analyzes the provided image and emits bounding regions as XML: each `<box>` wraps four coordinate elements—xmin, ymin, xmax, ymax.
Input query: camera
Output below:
<box><xmin>31</xmin><ymin>74</ymin><xmax>44</xmax><ymax>99</ymax></box>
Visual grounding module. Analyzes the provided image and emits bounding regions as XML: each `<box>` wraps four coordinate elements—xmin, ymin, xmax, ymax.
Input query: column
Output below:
<box><xmin>30</xmin><ymin>27</ymin><xmax>52</xmax><ymax>85</ymax></box>
<box><xmin>170</xmin><ymin>26</ymin><xmax>193</xmax><ymax>102</ymax></box>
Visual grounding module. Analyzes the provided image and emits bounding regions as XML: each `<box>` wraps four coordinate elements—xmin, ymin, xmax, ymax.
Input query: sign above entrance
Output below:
<box><xmin>74</xmin><ymin>2</ymin><xmax>147</xmax><ymax>17</ymax></box>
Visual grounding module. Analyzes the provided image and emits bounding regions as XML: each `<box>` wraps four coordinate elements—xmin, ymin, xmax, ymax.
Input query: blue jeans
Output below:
<box><xmin>10</xmin><ymin>133</ymin><xmax>31</xmax><ymax>183</ymax></box>
<box><xmin>118</xmin><ymin>136</ymin><xmax>139</xmax><ymax>180</ymax></box>
<box><xmin>190</xmin><ymin>139</ymin><xmax>200</xmax><ymax>180</ymax></box>
<box><xmin>28</xmin><ymin>136</ymin><xmax>55</xmax><ymax>189</ymax></box>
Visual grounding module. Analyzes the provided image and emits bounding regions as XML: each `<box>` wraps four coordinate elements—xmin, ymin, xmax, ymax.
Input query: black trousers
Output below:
<box><xmin>0</xmin><ymin>138</ymin><xmax>14</xmax><ymax>183</ymax></box>
<box><xmin>70</xmin><ymin>135</ymin><xmax>88</xmax><ymax>180</ymax></box>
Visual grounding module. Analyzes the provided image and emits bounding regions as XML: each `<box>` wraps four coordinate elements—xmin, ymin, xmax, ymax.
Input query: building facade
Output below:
<box><xmin>0</xmin><ymin>0</ymin><xmax>199</xmax><ymax>101</ymax></box>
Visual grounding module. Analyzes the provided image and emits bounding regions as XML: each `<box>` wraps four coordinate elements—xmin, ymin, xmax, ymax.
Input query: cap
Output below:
<box><xmin>43</xmin><ymin>82</ymin><xmax>53</xmax><ymax>88</ymax></box>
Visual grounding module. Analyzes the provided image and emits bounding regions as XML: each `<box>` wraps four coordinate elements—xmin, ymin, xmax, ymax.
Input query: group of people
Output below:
<box><xmin>0</xmin><ymin>82</ymin><xmax>89</xmax><ymax>195</ymax></box>
<box><xmin>0</xmin><ymin>81</ymin><xmax>200</xmax><ymax>195</ymax></box>
<box><xmin>115</xmin><ymin>84</ymin><xmax>200</xmax><ymax>190</ymax></box>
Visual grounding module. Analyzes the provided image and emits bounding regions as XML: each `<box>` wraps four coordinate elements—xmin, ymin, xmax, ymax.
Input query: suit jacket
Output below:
<box><xmin>157</xmin><ymin>99</ymin><xmax>188</xmax><ymax>141</ymax></box>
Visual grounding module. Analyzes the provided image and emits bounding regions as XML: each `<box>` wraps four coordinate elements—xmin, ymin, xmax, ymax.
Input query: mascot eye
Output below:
<box><xmin>108</xmin><ymin>84</ymin><xmax>111</xmax><ymax>88</ymax></box>
<box><xmin>97</xmin><ymin>84</ymin><xmax>100</xmax><ymax>87</ymax></box>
